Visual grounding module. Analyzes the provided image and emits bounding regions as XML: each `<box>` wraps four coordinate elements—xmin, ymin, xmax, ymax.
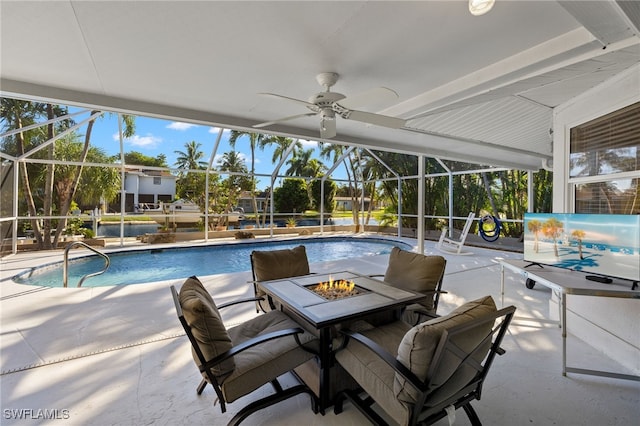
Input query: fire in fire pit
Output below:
<box><xmin>311</xmin><ymin>276</ymin><xmax>361</xmax><ymax>300</ymax></box>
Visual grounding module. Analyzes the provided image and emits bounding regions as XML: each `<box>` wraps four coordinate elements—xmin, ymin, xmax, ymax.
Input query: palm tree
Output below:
<box><xmin>173</xmin><ymin>140</ymin><xmax>208</xmax><ymax>203</ymax></box>
<box><xmin>217</xmin><ymin>151</ymin><xmax>250</xmax><ymax>225</ymax></box>
<box><xmin>571</xmin><ymin>229</ymin><xmax>586</xmax><ymax>259</ymax></box>
<box><xmin>359</xmin><ymin>151</ymin><xmax>382</xmax><ymax>226</ymax></box>
<box><xmin>285</xmin><ymin>148</ymin><xmax>314</xmax><ymax>176</ymax></box>
<box><xmin>527</xmin><ymin>220</ymin><xmax>542</xmax><ymax>253</ymax></box>
<box><xmin>542</xmin><ymin>217</ymin><xmax>564</xmax><ymax>257</ymax></box>
<box><xmin>1</xmin><ymin>101</ymin><xmax>134</xmax><ymax>248</ymax></box>
<box><xmin>54</xmin><ymin>113</ymin><xmax>135</xmax><ymax>245</ymax></box>
<box><xmin>270</xmin><ymin>136</ymin><xmax>302</xmax><ymax>164</ymax></box>
<box><xmin>320</xmin><ymin>144</ymin><xmax>363</xmax><ymax>230</ymax></box>
<box><xmin>229</xmin><ymin>131</ymin><xmax>280</xmax><ymax>225</ymax></box>
<box><xmin>256</xmin><ymin>136</ymin><xmax>302</xmax><ymax>226</ymax></box>
<box><xmin>1</xmin><ymin>99</ymin><xmax>47</xmax><ymax>245</ymax></box>
<box><xmin>174</xmin><ymin>140</ymin><xmax>207</xmax><ymax>175</ymax></box>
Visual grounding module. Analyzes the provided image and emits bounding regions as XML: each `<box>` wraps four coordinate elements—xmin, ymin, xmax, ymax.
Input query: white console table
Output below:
<box><xmin>500</xmin><ymin>259</ymin><xmax>640</xmax><ymax>382</ymax></box>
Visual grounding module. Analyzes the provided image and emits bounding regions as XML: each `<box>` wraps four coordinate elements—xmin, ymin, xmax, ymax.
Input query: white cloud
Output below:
<box><xmin>167</xmin><ymin>122</ymin><xmax>197</xmax><ymax>131</ymax></box>
<box><xmin>114</xmin><ymin>133</ymin><xmax>162</xmax><ymax>148</ymax></box>
<box><xmin>208</xmin><ymin>127</ymin><xmax>231</xmax><ymax>136</ymax></box>
<box><xmin>300</xmin><ymin>139</ymin><xmax>318</xmax><ymax>148</ymax></box>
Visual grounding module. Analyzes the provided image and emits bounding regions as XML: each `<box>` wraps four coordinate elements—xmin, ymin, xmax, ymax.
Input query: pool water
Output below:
<box><xmin>14</xmin><ymin>237</ymin><xmax>411</xmax><ymax>287</ymax></box>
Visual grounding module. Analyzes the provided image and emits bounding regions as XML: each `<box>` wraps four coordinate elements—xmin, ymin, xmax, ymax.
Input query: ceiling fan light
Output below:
<box><xmin>469</xmin><ymin>0</ymin><xmax>495</xmax><ymax>16</ymax></box>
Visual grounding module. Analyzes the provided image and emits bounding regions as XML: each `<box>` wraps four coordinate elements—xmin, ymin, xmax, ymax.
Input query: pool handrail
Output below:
<box><xmin>63</xmin><ymin>242</ymin><xmax>111</xmax><ymax>287</ymax></box>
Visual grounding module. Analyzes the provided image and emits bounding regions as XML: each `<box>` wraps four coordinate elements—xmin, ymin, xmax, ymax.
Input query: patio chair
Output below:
<box><xmin>376</xmin><ymin>247</ymin><xmax>447</xmax><ymax>325</ymax></box>
<box><xmin>437</xmin><ymin>212</ymin><xmax>476</xmax><ymax>255</ymax></box>
<box><xmin>171</xmin><ymin>276</ymin><xmax>318</xmax><ymax>425</ymax></box>
<box><xmin>333</xmin><ymin>295</ymin><xmax>516</xmax><ymax>426</ymax></box>
<box><xmin>250</xmin><ymin>245</ymin><xmax>311</xmax><ymax>312</ymax></box>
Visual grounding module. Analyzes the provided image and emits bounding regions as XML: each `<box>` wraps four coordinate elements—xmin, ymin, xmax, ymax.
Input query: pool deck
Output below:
<box><xmin>1</xmin><ymin>233</ymin><xmax>638</xmax><ymax>425</ymax></box>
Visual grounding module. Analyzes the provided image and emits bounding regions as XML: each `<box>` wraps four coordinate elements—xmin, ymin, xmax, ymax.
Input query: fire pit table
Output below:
<box><xmin>257</xmin><ymin>271</ymin><xmax>424</xmax><ymax>413</ymax></box>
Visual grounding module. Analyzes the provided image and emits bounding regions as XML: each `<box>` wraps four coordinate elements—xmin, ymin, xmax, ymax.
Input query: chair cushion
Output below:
<box><xmin>384</xmin><ymin>247</ymin><xmax>446</xmax><ymax>311</ymax></box>
<box><xmin>221</xmin><ymin>310</ymin><xmax>316</xmax><ymax>402</ymax></box>
<box><xmin>335</xmin><ymin>320</ymin><xmax>414</xmax><ymax>425</ymax></box>
<box><xmin>178</xmin><ymin>276</ymin><xmax>235</xmax><ymax>379</ymax></box>
<box><xmin>251</xmin><ymin>245</ymin><xmax>310</xmax><ymax>281</ymax></box>
<box><xmin>394</xmin><ymin>295</ymin><xmax>496</xmax><ymax>404</ymax></box>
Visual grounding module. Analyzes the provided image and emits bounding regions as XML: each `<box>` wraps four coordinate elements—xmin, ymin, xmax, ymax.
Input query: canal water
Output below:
<box><xmin>96</xmin><ymin>217</ymin><xmax>378</xmax><ymax>237</ymax></box>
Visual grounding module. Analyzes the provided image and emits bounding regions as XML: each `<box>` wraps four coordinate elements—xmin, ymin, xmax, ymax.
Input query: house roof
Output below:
<box><xmin>1</xmin><ymin>1</ymin><xmax>638</xmax><ymax>171</ymax></box>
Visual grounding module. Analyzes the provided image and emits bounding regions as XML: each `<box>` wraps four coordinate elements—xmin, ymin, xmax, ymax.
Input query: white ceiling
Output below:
<box><xmin>1</xmin><ymin>0</ymin><xmax>639</xmax><ymax>170</ymax></box>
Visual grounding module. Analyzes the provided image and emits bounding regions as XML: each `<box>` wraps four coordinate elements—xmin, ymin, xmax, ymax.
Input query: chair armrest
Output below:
<box><xmin>410</xmin><ymin>308</ymin><xmax>438</xmax><ymax>320</ymax></box>
<box><xmin>200</xmin><ymin>327</ymin><xmax>306</xmax><ymax>373</ymax></box>
<box><xmin>339</xmin><ymin>329</ymin><xmax>427</xmax><ymax>393</ymax></box>
<box><xmin>218</xmin><ymin>297</ymin><xmax>264</xmax><ymax>310</ymax></box>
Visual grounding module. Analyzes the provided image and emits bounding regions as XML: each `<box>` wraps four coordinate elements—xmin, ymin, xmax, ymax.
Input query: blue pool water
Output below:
<box><xmin>14</xmin><ymin>237</ymin><xmax>411</xmax><ymax>288</ymax></box>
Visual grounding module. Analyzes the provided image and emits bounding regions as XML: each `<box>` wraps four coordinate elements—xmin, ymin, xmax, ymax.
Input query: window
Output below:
<box><xmin>575</xmin><ymin>178</ymin><xmax>639</xmax><ymax>215</ymax></box>
<box><xmin>570</xmin><ymin>102</ymin><xmax>639</xmax><ymax>215</ymax></box>
<box><xmin>570</xmin><ymin>102</ymin><xmax>639</xmax><ymax>178</ymax></box>
<box><xmin>153</xmin><ymin>177</ymin><xmax>161</xmax><ymax>185</ymax></box>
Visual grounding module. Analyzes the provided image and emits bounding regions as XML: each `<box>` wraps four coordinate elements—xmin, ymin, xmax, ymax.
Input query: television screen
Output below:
<box><xmin>523</xmin><ymin>213</ymin><xmax>640</xmax><ymax>283</ymax></box>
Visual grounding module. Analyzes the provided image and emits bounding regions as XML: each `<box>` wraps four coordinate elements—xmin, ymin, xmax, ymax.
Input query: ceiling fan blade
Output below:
<box><xmin>258</xmin><ymin>92</ymin><xmax>318</xmax><ymax>110</ymax></box>
<box><xmin>345</xmin><ymin>110</ymin><xmax>406</xmax><ymax>129</ymax></box>
<box><xmin>320</xmin><ymin>118</ymin><xmax>336</xmax><ymax>139</ymax></box>
<box><xmin>253</xmin><ymin>112</ymin><xmax>318</xmax><ymax>128</ymax></box>
<box><xmin>339</xmin><ymin>87</ymin><xmax>399</xmax><ymax>110</ymax></box>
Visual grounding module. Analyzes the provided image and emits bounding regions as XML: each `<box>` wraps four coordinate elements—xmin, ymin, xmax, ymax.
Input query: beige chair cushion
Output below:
<box><xmin>335</xmin><ymin>320</ymin><xmax>414</xmax><ymax>425</ymax></box>
<box><xmin>221</xmin><ymin>310</ymin><xmax>316</xmax><ymax>402</ymax></box>
<box><xmin>178</xmin><ymin>276</ymin><xmax>235</xmax><ymax>378</ymax></box>
<box><xmin>251</xmin><ymin>245</ymin><xmax>310</xmax><ymax>281</ymax></box>
<box><xmin>384</xmin><ymin>247</ymin><xmax>445</xmax><ymax>311</ymax></box>
<box><xmin>394</xmin><ymin>295</ymin><xmax>496</xmax><ymax>404</ymax></box>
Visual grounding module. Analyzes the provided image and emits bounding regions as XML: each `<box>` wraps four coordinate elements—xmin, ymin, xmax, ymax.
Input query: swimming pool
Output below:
<box><xmin>13</xmin><ymin>237</ymin><xmax>411</xmax><ymax>287</ymax></box>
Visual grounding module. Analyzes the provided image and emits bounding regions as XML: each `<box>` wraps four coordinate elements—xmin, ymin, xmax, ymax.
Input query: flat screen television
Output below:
<box><xmin>523</xmin><ymin>213</ymin><xmax>640</xmax><ymax>284</ymax></box>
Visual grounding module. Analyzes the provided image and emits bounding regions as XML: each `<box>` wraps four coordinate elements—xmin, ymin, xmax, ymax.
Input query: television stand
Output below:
<box><xmin>586</xmin><ymin>275</ymin><xmax>612</xmax><ymax>284</ymax></box>
<box><xmin>523</xmin><ymin>263</ymin><xmax>544</xmax><ymax>288</ymax></box>
<box><xmin>499</xmin><ymin>259</ymin><xmax>640</xmax><ymax>382</ymax></box>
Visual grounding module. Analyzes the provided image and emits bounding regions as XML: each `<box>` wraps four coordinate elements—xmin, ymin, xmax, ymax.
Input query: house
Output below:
<box><xmin>112</xmin><ymin>168</ymin><xmax>176</xmax><ymax>213</ymax></box>
<box><xmin>334</xmin><ymin>196</ymin><xmax>378</xmax><ymax>212</ymax></box>
<box><xmin>236</xmin><ymin>191</ymin><xmax>267</xmax><ymax>214</ymax></box>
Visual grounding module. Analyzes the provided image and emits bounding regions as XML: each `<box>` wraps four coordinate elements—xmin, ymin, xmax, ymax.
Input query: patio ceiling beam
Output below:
<box><xmin>402</xmin><ymin>127</ymin><xmax>552</xmax><ymax>161</ymax></box>
<box><xmin>1</xmin><ymin>79</ymin><xmax>545</xmax><ymax>171</ymax></box>
<box><xmin>383</xmin><ymin>28</ymin><xmax>601</xmax><ymax>119</ymax></box>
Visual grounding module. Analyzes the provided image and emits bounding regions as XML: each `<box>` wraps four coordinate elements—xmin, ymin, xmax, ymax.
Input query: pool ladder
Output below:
<box><xmin>63</xmin><ymin>242</ymin><xmax>110</xmax><ymax>288</ymax></box>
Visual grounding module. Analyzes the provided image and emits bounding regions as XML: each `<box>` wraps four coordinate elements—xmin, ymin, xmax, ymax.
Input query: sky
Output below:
<box><xmin>70</xmin><ymin>108</ymin><xmax>347</xmax><ymax>190</ymax></box>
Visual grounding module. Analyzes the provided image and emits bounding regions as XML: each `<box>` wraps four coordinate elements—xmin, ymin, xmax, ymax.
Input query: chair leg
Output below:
<box><xmin>462</xmin><ymin>402</ymin><xmax>482</xmax><ymax>426</ymax></box>
<box><xmin>227</xmin><ymin>384</ymin><xmax>317</xmax><ymax>426</ymax></box>
<box><xmin>309</xmin><ymin>391</ymin><xmax>319</xmax><ymax>414</ymax></box>
<box><xmin>333</xmin><ymin>391</ymin><xmax>345</xmax><ymax>415</ymax></box>
<box><xmin>335</xmin><ymin>388</ymin><xmax>388</xmax><ymax>426</ymax></box>
<box><xmin>196</xmin><ymin>378</ymin><xmax>207</xmax><ymax>395</ymax></box>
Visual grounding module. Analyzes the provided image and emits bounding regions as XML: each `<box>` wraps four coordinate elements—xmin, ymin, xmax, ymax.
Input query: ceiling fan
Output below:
<box><xmin>254</xmin><ymin>72</ymin><xmax>406</xmax><ymax>139</ymax></box>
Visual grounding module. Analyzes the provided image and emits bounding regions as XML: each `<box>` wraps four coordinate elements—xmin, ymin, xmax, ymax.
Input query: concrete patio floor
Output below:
<box><xmin>1</xmin><ymin>236</ymin><xmax>638</xmax><ymax>425</ymax></box>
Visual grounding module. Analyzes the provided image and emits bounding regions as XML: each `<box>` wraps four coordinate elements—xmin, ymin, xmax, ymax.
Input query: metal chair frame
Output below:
<box><xmin>171</xmin><ymin>285</ymin><xmax>317</xmax><ymax>425</ymax></box>
<box><xmin>334</xmin><ymin>305</ymin><xmax>516</xmax><ymax>426</ymax></box>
